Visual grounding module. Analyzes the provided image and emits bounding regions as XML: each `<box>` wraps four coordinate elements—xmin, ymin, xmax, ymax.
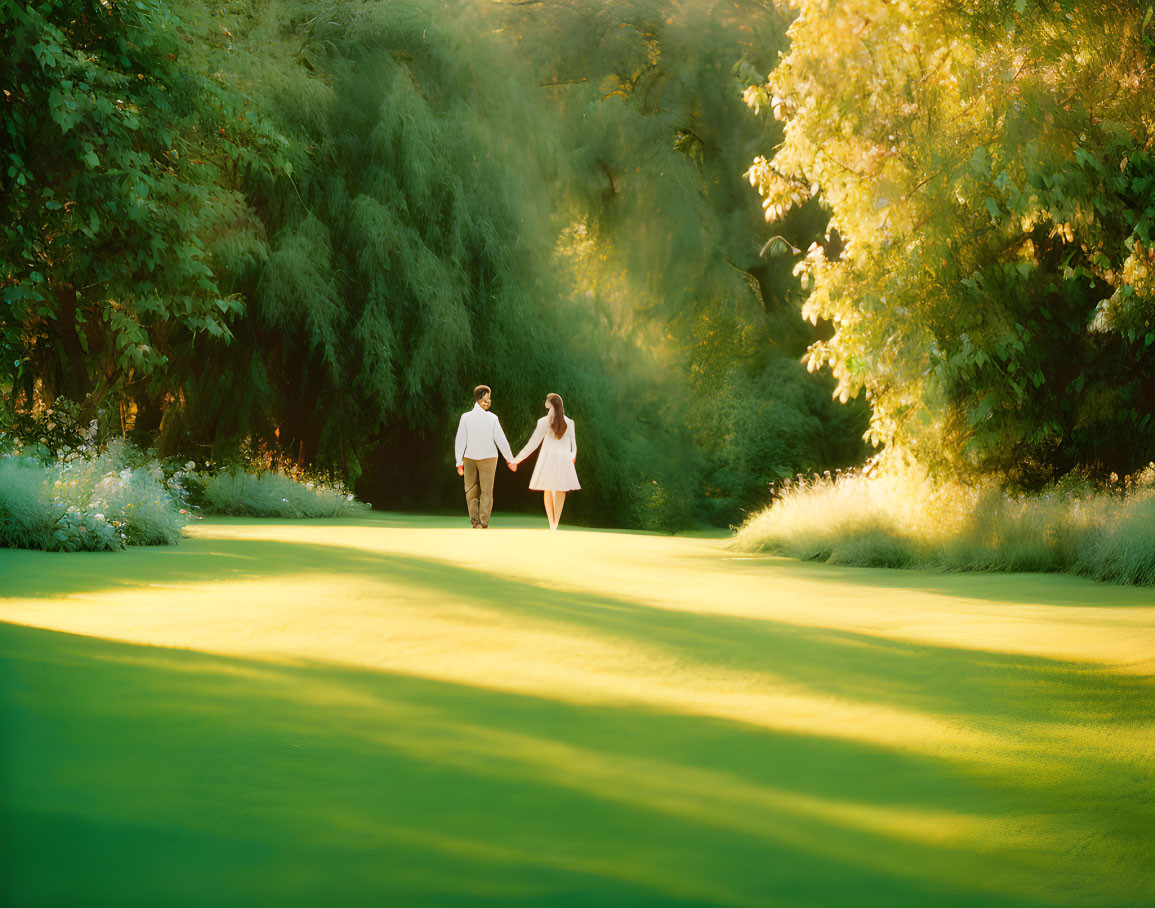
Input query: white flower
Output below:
<box><xmin>119</xmin><ymin>469</ymin><xmax>132</xmax><ymax>483</ymax></box>
<box><xmin>346</xmin><ymin>494</ymin><xmax>354</xmax><ymax>502</ymax></box>
<box><xmin>94</xmin><ymin>513</ymin><xmax>105</xmax><ymax>521</ymax></box>
<box><xmin>184</xmin><ymin>461</ymin><xmax>196</xmax><ymax>471</ymax></box>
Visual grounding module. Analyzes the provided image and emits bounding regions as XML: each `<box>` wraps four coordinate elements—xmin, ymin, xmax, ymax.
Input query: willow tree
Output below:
<box><xmin>155</xmin><ymin>0</ymin><xmax>705</xmax><ymax>526</ymax></box>
<box><xmin>490</xmin><ymin>0</ymin><xmax>869</xmax><ymax>520</ymax></box>
<box><xmin>161</xmin><ymin>3</ymin><xmax>536</xmax><ymax>467</ymax></box>
<box><xmin>746</xmin><ymin>0</ymin><xmax>1155</xmax><ymax>484</ymax></box>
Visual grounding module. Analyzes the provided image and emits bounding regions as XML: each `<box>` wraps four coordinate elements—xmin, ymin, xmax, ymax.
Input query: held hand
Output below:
<box><xmin>456</xmin><ymin>464</ymin><xmax>464</xmax><ymax>476</ymax></box>
<box><xmin>508</xmin><ymin>460</ymin><xmax>517</xmax><ymax>472</ymax></box>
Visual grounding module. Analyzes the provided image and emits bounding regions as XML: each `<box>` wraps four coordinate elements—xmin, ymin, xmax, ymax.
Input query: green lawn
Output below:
<box><xmin>1</xmin><ymin>513</ymin><xmax>1152</xmax><ymax>907</ymax></box>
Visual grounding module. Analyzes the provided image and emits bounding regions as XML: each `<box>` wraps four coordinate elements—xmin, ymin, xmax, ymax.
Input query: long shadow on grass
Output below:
<box><xmin>712</xmin><ymin>553</ymin><xmax>1155</xmax><ymax>608</ymax></box>
<box><xmin>2</xmin><ymin>539</ymin><xmax>1150</xmax><ymax>742</ymax></box>
<box><xmin>3</xmin><ymin>537</ymin><xmax>1152</xmax><ymax>904</ymax></box>
<box><xmin>5</xmin><ymin>622</ymin><xmax>1146</xmax><ymax>908</ymax></box>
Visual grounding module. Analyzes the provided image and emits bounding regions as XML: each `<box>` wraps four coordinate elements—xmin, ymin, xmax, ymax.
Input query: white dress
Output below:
<box><xmin>515</xmin><ymin>416</ymin><xmax>580</xmax><ymax>492</ymax></box>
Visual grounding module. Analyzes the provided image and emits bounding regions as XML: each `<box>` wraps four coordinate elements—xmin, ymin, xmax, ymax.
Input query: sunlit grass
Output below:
<box><xmin>1</xmin><ymin>513</ymin><xmax>1152</xmax><ymax>906</ymax></box>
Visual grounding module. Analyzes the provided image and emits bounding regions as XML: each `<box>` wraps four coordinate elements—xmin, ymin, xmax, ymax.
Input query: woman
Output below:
<box><xmin>514</xmin><ymin>393</ymin><xmax>579</xmax><ymax>530</ymax></box>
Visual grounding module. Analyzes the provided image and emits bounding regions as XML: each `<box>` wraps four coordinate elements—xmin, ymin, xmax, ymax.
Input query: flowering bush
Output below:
<box><xmin>0</xmin><ymin>423</ymin><xmax>370</xmax><ymax>551</ymax></box>
<box><xmin>0</xmin><ymin>440</ymin><xmax>192</xmax><ymax>552</ymax></box>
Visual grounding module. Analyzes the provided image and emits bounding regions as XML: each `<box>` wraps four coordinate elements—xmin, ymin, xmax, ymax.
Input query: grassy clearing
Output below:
<box><xmin>733</xmin><ymin>468</ymin><xmax>1155</xmax><ymax>585</ymax></box>
<box><xmin>1</xmin><ymin>513</ymin><xmax>1152</xmax><ymax>906</ymax></box>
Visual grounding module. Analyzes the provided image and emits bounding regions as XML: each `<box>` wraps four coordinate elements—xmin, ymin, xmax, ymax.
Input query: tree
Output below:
<box><xmin>3</xmin><ymin>0</ymin><xmax>873</xmax><ymax>528</ymax></box>
<box><xmin>746</xmin><ymin>0</ymin><xmax>1155</xmax><ymax>484</ymax></box>
<box><xmin>492</xmin><ymin>0</ymin><xmax>869</xmax><ymax>520</ymax></box>
<box><xmin>0</xmin><ymin>0</ymin><xmax>282</xmax><ymax>428</ymax></box>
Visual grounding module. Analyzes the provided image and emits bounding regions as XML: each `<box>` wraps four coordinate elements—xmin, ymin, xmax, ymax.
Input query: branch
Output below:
<box><xmin>759</xmin><ymin>235</ymin><xmax>802</xmax><ymax>257</ymax></box>
<box><xmin>598</xmin><ymin>160</ymin><xmax>617</xmax><ymax>195</ymax></box>
<box><xmin>818</xmin><ymin>146</ymin><xmax>862</xmax><ymax>176</ymax></box>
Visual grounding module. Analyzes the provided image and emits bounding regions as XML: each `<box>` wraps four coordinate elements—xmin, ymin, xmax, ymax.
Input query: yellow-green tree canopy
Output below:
<box><xmin>747</xmin><ymin>0</ymin><xmax>1155</xmax><ymax>483</ymax></box>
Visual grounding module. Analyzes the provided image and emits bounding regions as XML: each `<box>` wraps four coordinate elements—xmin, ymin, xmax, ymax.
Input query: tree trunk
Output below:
<box><xmin>50</xmin><ymin>283</ymin><xmax>91</xmax><ymax>403</ymax></box>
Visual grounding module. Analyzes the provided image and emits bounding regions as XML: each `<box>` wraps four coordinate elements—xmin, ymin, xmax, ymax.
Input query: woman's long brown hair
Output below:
<box><xmin>546</xmin><ymin>393</ymin><xmax>567</xmax><ymax>439</ymax></box>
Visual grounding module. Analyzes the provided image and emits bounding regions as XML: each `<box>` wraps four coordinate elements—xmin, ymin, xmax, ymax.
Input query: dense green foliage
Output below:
<box><xmin>745</xmin><ymin>0</ymin><xmax>1155</xmax><ymax>485</ymax></box>
<box><xmin>11</xmin><ymin>0</ymin><xmax>1151</xmax><ymax>530</ymax></box>
<box><xmin>2</xmin><ymin>0</ymin><xmax>869</xmax><ymax>529</ymax></box>
<box><xmin>0</xmin><ymin>0</ymin><xmax>275</xmax><ymax>417</ymax></box>
<box><xmin>487</xmin><ymin>0</ymin><xmax>869</xmax><ymax>521</ymax></box>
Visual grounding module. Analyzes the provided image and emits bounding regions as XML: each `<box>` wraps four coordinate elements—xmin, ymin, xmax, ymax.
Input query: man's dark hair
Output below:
<box><xmin>474</xmin><ymin>385</ymin><xmax>492</xmax><ymax>402</ymax></box>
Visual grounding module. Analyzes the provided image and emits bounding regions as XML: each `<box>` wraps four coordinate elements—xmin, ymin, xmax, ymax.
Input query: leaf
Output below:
<box><xmin>967</xmin><ymin>146</ymin><xmax>990</xmax><ymax>177</ymax></box>
<box><xmin>984</xmin><ymin>197</ymin><xmax>1000</xmax><ymax>221</ymax></box>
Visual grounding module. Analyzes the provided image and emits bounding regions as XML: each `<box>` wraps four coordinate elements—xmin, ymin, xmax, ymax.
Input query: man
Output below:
<box><xmin>454</xmin><ymin>385</ymin><xmax>516</xmax><ymax>528</ymax></box>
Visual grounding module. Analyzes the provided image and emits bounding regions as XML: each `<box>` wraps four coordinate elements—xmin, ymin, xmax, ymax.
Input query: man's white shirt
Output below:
<box><xmin>455</xmin><ymin>403</ymin><xmax>514</xmax><ymax>467</ymax></box>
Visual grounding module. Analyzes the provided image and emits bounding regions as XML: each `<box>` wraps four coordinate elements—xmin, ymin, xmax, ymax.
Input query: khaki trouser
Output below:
<box><xmin>462</xmin><ymin>457</ymin><xmax>498</xmax><ymax>527</ymax></box>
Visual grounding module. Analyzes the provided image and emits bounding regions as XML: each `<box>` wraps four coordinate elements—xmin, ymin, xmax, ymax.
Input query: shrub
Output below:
<box><xmin>732</xmin><ymin>464</ymin><xmax>1155</xmax><ymax>585</ymax></box>
<box><xmin>198</xmin><ymin>468</ymin><xmax>368</xmax><ymax>519</ymax></box>
<box><xmin>0</xmin><ymin>455</ymin><xmax>62</xmax><ymax>549</ymax></box>
<box><xmin>0</xmin><ymin>441</ymin><xmax>191</xmax><ymax>551</ymax></box>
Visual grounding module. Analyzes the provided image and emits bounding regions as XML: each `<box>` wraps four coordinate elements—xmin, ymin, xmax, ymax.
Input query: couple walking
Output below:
<box><xmin>454</xmin><ymin>385</ymin><xmax>579</xmax><ymax>530</ymax></box>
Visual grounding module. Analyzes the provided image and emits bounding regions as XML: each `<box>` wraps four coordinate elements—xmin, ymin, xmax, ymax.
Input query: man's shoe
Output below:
<box><xmin>480</xmin><ymin>521</ymin><xmax>489</xmax><ymax>529</ymax></box>
<box><xmin>470</xmin><ymin>518</ymin><xmax>480</xmax><ymax>528</ymax></box>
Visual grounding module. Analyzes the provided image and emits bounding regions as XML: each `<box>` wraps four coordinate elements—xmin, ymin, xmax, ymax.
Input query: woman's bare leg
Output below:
<box><xmin>543</xmin><ymin>491</ymin><xmax>556</xmax><ymax>528</ymax></box>
<box><xmin>552</xmin><ymin>491</ymin><xmax>567</xmax><ymax>529</ymax></box>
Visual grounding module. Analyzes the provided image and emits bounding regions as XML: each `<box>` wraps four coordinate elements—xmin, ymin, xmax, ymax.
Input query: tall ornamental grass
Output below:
<box><xmin>732</xmin><ymin>466</ymin><xmax>1155</xmax><ymax>585</ymax></box>
<box><xmin>197</xmin><ymin>469</ymin><xmax>368</xmax><ymax>519</ymax></box>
